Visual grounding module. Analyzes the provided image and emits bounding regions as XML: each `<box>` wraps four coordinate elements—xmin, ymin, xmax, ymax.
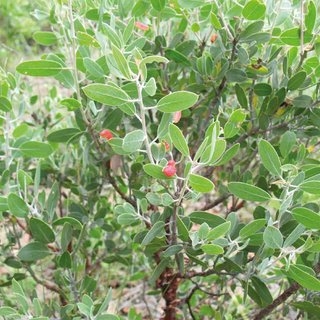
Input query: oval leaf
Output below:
<box><xmin>29</xmin><ymin>218</ymin><xmax>55</xmax><ymax>243</ymax></box>
<box><xmin>16</xmin><ymin>60</ymin><xmax>62</xmax><ymax>77</ymax></box>
<box><xmin>169</xmin><ymin>123</ymin><xmax>189</xmax><ymax>156</ymax></box>
<box><xmin>287</xmin><ymin>71</ymin><xmax>307</xmax><ymax>91</ymax></box>
<box><xmin>287</xmin><ymin>265</ymin><xmax>320</xmax><ymax>291</ymax></box>
<box><xmin>33</xmin><ymin>31</ymin><xmax>58</xmax><ymax>46</ymax></box>
<box><xmin>157</xmin><ymin>91</ymin><xmax>198</xmax><ymax>113</ymax></box>
<box><xmin>239</xmin><ymin>219</ymin><xmax>266</xmax><ymax>239</ymax></box>
<box><xmin>189</xmin><ymin>211</ymin><xmax>226</xmax><ymax>228</ymax></box>
<box><xmin>82</xmin><ymin>84</ymin><xmax>131</xmax><ymax>107</ymax></box>
<box><xmin>122</xmin><ymin>130</ymin><xmax>145</xmax><ymax>153</ymax></box>
<box><xmin>242</xmin><ymin>0</ymin><xmax>266</xmax><ymax>20</ymax></box>
<box><xmin>228</xmin><ymin>182</ymin><xmax>271</xmax><ymax>202</ymax></box>
<box><xmin>143</xmin><ymin>164</ymin><xmax>168</xmax><ymax>179</ymax></box>
<box><xmin>300</xmin><ymin>181</ymin><xmax>320</xmax><ymax>194</ymax></box>
<box><xmin>258</xmin><ymin>139</ymin><xmax>282</xmax><ymax>177</ymax></box>
<box><xmin>141</xmin><ymin>221</ymin><xmax>165</xmax><ymax>246</ymax></box>
<box><xmin>201</xmin><ymin>244</ymin><xmax>224</xmax><ymax>255</ymax></box>
<box><xmin>189</xmin><ymin>174</ymin><xmax>214</xmax><ymax>193</ymax></box>
<box><xmin>47</xmin><ymin>128</ymin><xmax>82</xmax><ymax>143</ymax></box>
<box><xmin>8</xmin><ymin>193</ymin><xmax>29</xmax><ymax>218</ymax></box>
<box><xmin>263</xmin><ymin>226</ymin><xmax>283</xmax><ymax>249</ymax></box>
<box><xmin>17</xmin><ymin>242</ymin><xmax>51</xmax><ymax>261</ymax></box>
<box><xmin>19</xmin><ymin>141</ymin><xmax>53</xmax><ymax>158</ymax></box>
<box><xmin>292</xmin><ymin>207</ymin><xmax>320</xmax><ymax>229</ymax></box>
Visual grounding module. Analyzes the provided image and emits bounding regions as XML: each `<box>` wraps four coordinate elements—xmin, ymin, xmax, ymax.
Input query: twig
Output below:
<box><xmin>201</xmin><ymin>194</ymin><xmax>231</xmax><ymax>211</ymax></box>
<box><xmin>252</xmin><ymin>282</ymin><xmax>300</xmax><ymax>320</ymax></box>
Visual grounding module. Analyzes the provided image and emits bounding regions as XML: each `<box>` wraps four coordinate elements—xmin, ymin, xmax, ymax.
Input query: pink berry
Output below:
<box><xmin>100</xmin><ymin>129</ymin><xmax>113</xmax><ymax>140</ymax></box>
<box><xmin>163</xmin><ymin>165</ymin><xmax>177</xmax><ymax>177</ymax></box>
<box><xmin>167</xmin><ymin>160</ymin><xmax>176</xmax><ymax>167</ymax></box>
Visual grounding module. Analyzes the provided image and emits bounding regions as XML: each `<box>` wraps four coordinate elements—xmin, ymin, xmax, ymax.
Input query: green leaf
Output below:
<box><xmin>8</xmin><ymin>193</ymin><xmax>29</xmax><ymax>218</ymax></box>
<box><xmin>228</xmin><ymin>182</ymin><xmax>271</xmax><ymax>202</ymax></box>
<box><xmin>30</xmin><ymin>218</ymin><xmax>55</xmax><ymax>243</ymax></box>
<box><xmin>52</xmin><ymin>216</ymin><xmax>83</xmax><ymax>230</ymax></box>
<box><xmin>292</xmin><ymin>95</ymin><xmax>312</xmax><ymax>108</ymax></box>
<box><xmin>258</xmin><ymin>139</ymin><xmax>282</xmax><ymax>177</ymax></box>
<box><xmin>201</xmin><ymin>244</ymin><xmax>224</xmax><ymax>255</ymax></box>
<box><xmin>60</xmin><ymin>98</ymin><xmax>81</xmax><ymax>111</ymax></box>
<box><xmin>235</xmin><ymin>84</ymin><xmax>248</xmax><ymax>108</ymax></box>
<box><xmin>46</xmin><ymin>182</ymin><xmax>60</xmax><ymax>220</ymax></box>
<box><xmin>144</xmin><ymin>77</ymin><xmax>157</xmax><ymax>96</ymax></box>
<box><xmin>0</xmin><ymin>196</ymin><xmax>8</xmax><ymax>211</ymax></box>
<box><xmin>293</xmin><ymin>301</ymin><xmax>320</xmax><ymax>316</ymax></box>
<box><xmin>157</xmin><ymin>91</ymin><xmax>198</xmax><ymax>113</ymax></box>
<box><xmin>287</xmin><ymin>71</ymin><xmax>307</xmax><ymax>91</ymax></box>
<box><xmin>149</xmin><ymin>258</ymin><xmax>170</xmax><ymax>285</ymax></box>
<box><xmin>77</xmin><ymin>31</ymin><xmax>100</xmax><ymax>47</ymax></box>
<box><xmin>292</xmin><ymin>207</ymin><xmax>320</xmax><ymax>229</ymax></box>
<box><xmin>210</xmin><ymin>12</ymin><xmax>222</xmax><ymax>29</ymax></box>
<box><xmin>16</xmin><ymin>60</ymin><xmax>62</xmax><ymax>77</ymax></box>
<box><xmin>287</xmin><ymin>264</ymin><xmax>320</xmax><ymax>291</ymax></box>
<box><xmin>263</xmin><ymin>226</ymin><xmax>283</xmax><ymax>249</ymax></box>
<box><xmin>59</xmin><ymin>251</ymin><xmax>72</xmax><ymax>269</ymax></box>
<box><xmin>242</xmin><ymin>0</ymin><xmax>266</xmax><ymax>20</ymax></box>
<box><xmin>0</xmin><ymin>306</ymin><xmax>19</xmax><ymax>316</ymax></box>
<box><xmin>117</xmin><ymin>213</ymin><xmax>140</xmax><ymax>225</ymax></box>
<box><xmin>169</xmin><ymin>123</ymin><xmax>189</xmax><ymax>156</ymax></box>
<box><xmin>280</xmin><ymin>28</ymin><xmax>312</xmax><ymax>46</ymax></box>
<box><xmin>189</xmin><ymin>174</ymin><xmax>214</xmax><ymax>193</ymax></box>
<box><xmin>177</xmin><ymin>215</ymin><xmax>190</xmax><ymax>242</ymax></box>
<box><xmin>280</xmin><ymin>131</ymin><xmax>296</xmax><ymax>157</ymax></box>
<box><xmin>239</xmin><ymin>20</ymin><xmax>264</xmax><ymax>40</ymax></box>
<box><xmin>283</xmin><ymin>224</ymin><xmax>305</xmax><ymax>247</ymax></box>
<box><xmin>122</xmin><ymin>130</ymin><xmax>145</xmax><ymax>152</ymax></box>
<box><xmin>225</xmin><ymin>69</ymin><xmax>247</xmax><ymax>82</ymax></box>
<box><xmin>47</xmin><ymin>128</ymin><xmax>82</xmax><ymax>143</ymax></box>
<box><xmin>207</xmin><ymin>221</ymin><xmax>231</xmax><ymax>241</ymax></box>
<box><xmin>19</xmin><ymin>141</ymin><xmax>53</xmax><ymax>158</ymax></box>
<box><xmin>0</xmin><ymin>96</ymin><xmax>12</xmax><ymax>112</ymax></box>
<box><xmin>189</xmin><ymin>211</ymin><xmax>226</xmax><ymax>228</ymax></box>
<box><xmin>83</xmin><ymin>57</ymin><xmax>105</xmax><ymax>79</ymax></box>
<box><xmin>151</xmin><ymin>0</ymin><xmax>166</xmax><ymax>11</ymax></box>
<box><xmin>300</xmin><ymin>181</ymin><xmax>320</xmax><ymax>194</ymax></box>
<box><xmin>33</xmin><ymin>31</ymin><xmax>58</xmax><ymax>46</ymax></box>
<box><xmin>143</xmin><ymin>164</ymin><xmax>167</xmax><ymax>179</ymax></box>
<box><xmin>17</xmin><ymin>242</ymin><xmax>51</xmax><ymax>261</ymax></box>
<box><xmin>111</xmin><ymin>45</ymin><xmax>131</xmax><ymax>79</ymax></box>
<box><xmin>305</xmin><ymin>1</ymin><xmax>316</xmax><ymax>33</ymax></box>
<box><xmin>239</xmin><ymin>219</ymin><xmax>266</xmax><ymax>239</ymax></box>
<box><xmin>251</xmin><ymin>276</ymin><xmax>273</xmax><ymax>306</ymax></box>
<box><xmin>141</xmin><ymin>221</ymin><xmax>165</xmax><ymax>245</ymax></box>
<box><xmin>162</xmin><ymin>244</ymin><xmax>184</xmax><ymax>257</ymax></box>
<box><xmin>165</xmin><ymin>48</ymin><xmax>191</xmax><ymax>66</ymax></box>
<box><xmin>140</xmin><ymin>55</ymin><xmax>169</xmax><ymax>66</ymax></box>
<box><xmin>215</xmin><ymin>143</ymin><xmax>240</xmax><ymax>166</ymax></box>
<box><xmin>254</xmin><ymin>83</ymin><xmax>272</xmax><ymax>96</ymax></box>
<box><xmin>82</xmin><ymin>83</ymin><xmax>130</xmax><ymax>107</ymax></box>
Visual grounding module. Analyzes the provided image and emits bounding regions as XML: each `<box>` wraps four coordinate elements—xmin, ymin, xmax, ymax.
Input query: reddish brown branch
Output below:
<box><xmin>252</xmin><ymin>282</ymin><xmax>300</xmax><ymax>320</ymax></box>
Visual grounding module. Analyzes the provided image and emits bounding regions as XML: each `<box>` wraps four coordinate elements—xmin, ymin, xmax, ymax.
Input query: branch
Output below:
<box><xmin>201</xmin><ymin>193</ymin><xmax>231</xmax><ymax>211</ymax></box>
<box><xmin>252</xmin><ymin>282</ymin><xmax>300</xmax><ymax>320</ymax></box>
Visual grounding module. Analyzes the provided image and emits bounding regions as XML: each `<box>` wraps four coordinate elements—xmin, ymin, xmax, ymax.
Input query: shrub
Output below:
<box><xmin>1</xmin><ymin>0</ymin><xmax>320</xmax><ymax>319</ymax></box>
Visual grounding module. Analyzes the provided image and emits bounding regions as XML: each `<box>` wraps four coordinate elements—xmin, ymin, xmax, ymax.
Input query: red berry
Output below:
<box><xmin>167</xmin><ymin>160</ymin><xmax>176</xmax><ymax>167</ymax></box>
<box><xmin>135</xmin><ymin>21</ymin><xmax>149</xmax><ymax>31</ymax></box>
<box><xmin>163</xmin><ymin>165</ymin><xmax>177</xmax><ymax>177</ymax></box>
<box><xmin>100</xmin><ymin>129</ymin><xmax>113</xmax><ymax>140</ymax></box>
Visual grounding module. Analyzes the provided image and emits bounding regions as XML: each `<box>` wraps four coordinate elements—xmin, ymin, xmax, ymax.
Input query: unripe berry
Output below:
<box><xmin>100</xmin><ymin>129</ymin><xmax>113</xmax><ymax>140</ymax></box>
<box><xmin>163</xmin><ymin>165</ymin><xmax>177</xmax><ymax>177</ymax></box>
